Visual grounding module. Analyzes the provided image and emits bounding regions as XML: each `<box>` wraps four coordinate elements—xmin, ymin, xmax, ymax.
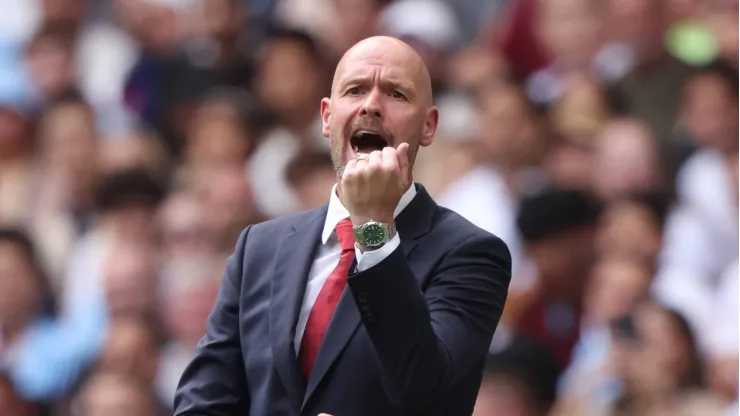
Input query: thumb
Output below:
<box><xmin>397</xmin><ymin>142</ymin><xmax>410</xmax><ymax>180</ymax></box>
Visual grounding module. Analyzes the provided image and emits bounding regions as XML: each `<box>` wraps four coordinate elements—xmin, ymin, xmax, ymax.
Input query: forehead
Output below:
<box><xmin>337</xmin><ymin>42</ymin><xmax>421</xmax><ymax>85</ymax></box>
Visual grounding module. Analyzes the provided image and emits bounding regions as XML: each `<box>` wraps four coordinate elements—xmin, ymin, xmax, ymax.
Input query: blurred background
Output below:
<box><xmin>0</xmin><ymin>0</ymin><xmax>737</xmax><ymax>415</ymax></box>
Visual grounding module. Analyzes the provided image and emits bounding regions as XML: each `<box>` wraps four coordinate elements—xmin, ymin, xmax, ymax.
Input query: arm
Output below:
<box><xmin>8</xmin><ymin>296</ymin><xmax>107</xmax><ymax>400</ymax></box>
<box><xmin>174</xmin><ymin>227</ymin><xmax>251</xmax><ymax>415</ymax></box>
<box><xmin>347</xmin><ymin>234</ymin><xmax>511</xmax><ymax>408</ymax></box>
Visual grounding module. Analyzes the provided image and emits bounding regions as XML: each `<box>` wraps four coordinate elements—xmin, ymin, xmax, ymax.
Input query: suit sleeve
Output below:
<box><xmin>174</xmin><ymin>227</ymin><xmax>251</xmax><ymax>415</ymax></box>
<box><xmin>347</xmin><ymin>233</ymin><xmax>511</xmax><ymax>409</ymax></box>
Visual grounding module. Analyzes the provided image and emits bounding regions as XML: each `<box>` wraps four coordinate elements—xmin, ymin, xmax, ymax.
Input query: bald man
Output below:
<box><xmin>174</xmin><ymin>37</ymin><xmax>511</xmax><ymax>416</ymax></box>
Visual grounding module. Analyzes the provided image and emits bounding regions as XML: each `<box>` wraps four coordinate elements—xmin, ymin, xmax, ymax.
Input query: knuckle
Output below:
<box><xmin>342</xmin><ymin>168</ymin><xmax>357</xmax><ymax>179</ymax></box>
<box><xmin>355</xmin><ymin>164</ymin><xmax>369</xmax><ymax>175</ymax></box>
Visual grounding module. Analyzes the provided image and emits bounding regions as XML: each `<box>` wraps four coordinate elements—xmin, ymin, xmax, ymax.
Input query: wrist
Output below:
<box><xmin>350</xmin><ymin>213</ymin><xmax>394</xmax><ymax>227</ymax></box>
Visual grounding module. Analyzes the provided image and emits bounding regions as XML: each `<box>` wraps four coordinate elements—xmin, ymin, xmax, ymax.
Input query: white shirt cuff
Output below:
<box><xmin>355</xmin><ymin>233</ymin><xmax>401</xmax><ymax>272</ymax></box>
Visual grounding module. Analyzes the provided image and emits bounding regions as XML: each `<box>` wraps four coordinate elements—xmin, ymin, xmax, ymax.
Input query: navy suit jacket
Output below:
<box><xmin>174</xmin><ymin>185</ymin><xmax>512</xmax><ymax>416</ymax></box>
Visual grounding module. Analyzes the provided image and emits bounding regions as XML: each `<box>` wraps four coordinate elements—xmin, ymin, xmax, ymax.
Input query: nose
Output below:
<box><xmin>359</xmin><ymin>89</ymin><xmax>383</xmax><ymax>119</ymax></box>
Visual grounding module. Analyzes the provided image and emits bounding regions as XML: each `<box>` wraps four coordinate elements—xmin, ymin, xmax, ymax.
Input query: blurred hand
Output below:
<box><xmin>341</xmin><ymin>144</ymin><xmax>411</xmax><ymax>228</ymax></box>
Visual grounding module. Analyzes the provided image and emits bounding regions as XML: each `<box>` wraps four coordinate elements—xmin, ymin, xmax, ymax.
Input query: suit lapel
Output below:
<box><xmin>302</xmin><ymin>184</ymin><xmax>436</xmax><ymax>410</ymax></box>
<box><xmin>270</xmin><ymin>205</ymin><xmax>327</xmax><ymax>410</ymax></box>
<box><xmin>395</xmin><ymin>184</ymin><xmax>435</xmax><ymax>259</ymax></box>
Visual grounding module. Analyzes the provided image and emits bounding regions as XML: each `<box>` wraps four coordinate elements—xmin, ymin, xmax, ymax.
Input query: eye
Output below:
<box><xmin>348</xmin><ymin>87</ymin><xmax>362</xmax><ymax>96</ymax></box>
<box><xmin>390</xmin><ymin>90</ymin><xmax>406</xmax><ymax>100</ymax></box>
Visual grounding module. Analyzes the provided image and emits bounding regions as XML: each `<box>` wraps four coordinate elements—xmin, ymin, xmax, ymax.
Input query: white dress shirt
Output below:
<box><xmin>435</xmin><ymin>166</ymin><xmax>527</xmax><ymax>289</ymax></box>
<box><xmin>293</xmin><ymin>184</ymin><xmax>417</xmax><ymax>354</ymax></box>
<box><xmin>652</xmin><ymin>149</ymin><xmax>738</xmax><ymax>355</ymax></box>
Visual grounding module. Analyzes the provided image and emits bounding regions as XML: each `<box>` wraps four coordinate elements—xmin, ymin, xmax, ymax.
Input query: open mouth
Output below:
<box><xmin>350</xmin><ymin>130</ymin><xmax>388</xmax><ymax>155</ymax></box>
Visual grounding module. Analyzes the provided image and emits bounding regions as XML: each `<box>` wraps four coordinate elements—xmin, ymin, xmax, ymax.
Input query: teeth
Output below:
<box><xmin>353</xmin><ymin>144</ymin><xmax>359</xmax><ymax>152</ymax></box>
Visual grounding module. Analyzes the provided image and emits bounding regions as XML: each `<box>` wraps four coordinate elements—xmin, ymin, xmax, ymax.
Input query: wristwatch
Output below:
<box><xmin>353</xmin><ymin>221</ymin><xmax>397</xmax><ymax>248</ymax></box>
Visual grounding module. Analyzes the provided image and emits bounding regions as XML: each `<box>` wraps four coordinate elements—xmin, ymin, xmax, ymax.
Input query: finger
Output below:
<box><xmin>368</xmin><ymin>150</ymin><xmax>383</xmax><ymax>168</ymax></box>
<box><xmin>353</xmin><ymin>157</ymin><xmax>369</xmax><ymax>180</ymax></box>
<box><xmin>396</xmin><ymin>142</ymin><xmax>410</xmax><ymax>178</ymax></box>
<box><xmin>354</xmin><ymin>157</ymin><xmax>368</xmax><ymax>169</ymax></box>
<box><xmin>381</xmin><ymin>146</ymin><xmax>399</xmax><ymax>172</ymax></box>
<box><xmin>342</xmin><ymin>158</ymin><xmax>357</xmax><ymax>181</ymax></box>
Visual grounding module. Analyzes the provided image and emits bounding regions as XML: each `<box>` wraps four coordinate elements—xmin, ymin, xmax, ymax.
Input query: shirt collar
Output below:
<box><xmin>321</xmin><ymin>183</ymin><xmax>417</xmax><ymax>244</ymax></box>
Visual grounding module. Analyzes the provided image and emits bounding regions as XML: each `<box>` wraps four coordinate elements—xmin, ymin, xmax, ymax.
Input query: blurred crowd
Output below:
<box><xmin>0</xmin><ymin>0</ymin><xmax>737</xmax><ymax>415</ymax></box>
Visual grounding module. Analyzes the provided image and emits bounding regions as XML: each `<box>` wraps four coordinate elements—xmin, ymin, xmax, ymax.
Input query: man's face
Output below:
<box><xmin>257</xmin><ymin>39</ymin><xmax>323</xmax><ymax>118</ymax></box>
<box><xmin>25</xmin><ymin>38</ymin><xmax>75</xmax><ymax>99</ymax></box>
<box><xmin>0</xmin><ymin>242</ymin><xmax>40</xmax><ymax>326</ymax></box>
<box><xmin>593</xmin><ymin>121</ymin><xmax>659</xmax><ymax>200</ymax></box>
<box><xmin>103</xmin><ymin>246</ymin><xmax>158</xmax><ymax>316</ymax></box>
<box><xmin>203</xmin><ymin>0</ymin><xmax>241</xmax><ymax>41</ymax></box>
<box><xmin>539</xmin><ymin>0</ymin><xmax>602</xmax><ymax>68</ymax></box>
<box><xmin>43</xmin><ymin>0</ymin><xmax>86</xmax><ymax>23</ymax></box>
<box><xmin>684</xmin><ymin>73</ymin><xmax>739</xmax><ymax>152</ymax></box>
<box><xmin>607</xmin><ymin>0</ymin><xmax>664</xmax><ymax>60</ymax></box>
<box><xmin>100</xmin><ymin>319</ymin><xmax>159</xmax><ymax>384</ymax></box>
<box><xmin>82</xmin><ymin>375</ymin><xmax>155</xmax><ymax>416</ymax></box>
<box><xmin>321</xmin><ymin>39</ymin><xmax>438</xmax><ymax>174</ymax></box>
<box><xmin>527</xmin><ymin>227</ymin><xmax>596</xmax><ymax>300</ymax></box>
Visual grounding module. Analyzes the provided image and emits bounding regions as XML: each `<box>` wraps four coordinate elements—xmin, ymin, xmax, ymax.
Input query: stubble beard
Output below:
<box><xmin>329</xmin><ymin>134</ymin><xmax>346</xmax><ymax>178</ymax></box>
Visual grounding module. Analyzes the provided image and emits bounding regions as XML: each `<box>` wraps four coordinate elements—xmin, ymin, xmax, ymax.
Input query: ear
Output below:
<box><xmin>420</xmin><ymin>106</ymin><xmax>438</xmax><ymax>147</ymax></box>
<box><xmin>320</xmin><ymin>97</ymin><xmax>332</xmax><ymax>137</ymax></box>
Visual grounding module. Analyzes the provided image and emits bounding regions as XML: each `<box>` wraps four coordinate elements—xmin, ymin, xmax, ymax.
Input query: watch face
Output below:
<box><xmin>362</xmin><ymin>223</ymin><xmax>386</xmax><ymax>246</ymax></box>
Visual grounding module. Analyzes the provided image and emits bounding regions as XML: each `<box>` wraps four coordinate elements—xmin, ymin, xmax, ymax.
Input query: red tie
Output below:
<box><xmin>299</xmin><ymin>218</ymin><xmax>355</xmax><ymax>381</ymax></box>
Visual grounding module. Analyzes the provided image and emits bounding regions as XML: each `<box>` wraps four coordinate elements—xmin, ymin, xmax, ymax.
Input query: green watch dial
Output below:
<box><xmin>362</xmin><ymin>223</ymin><xmax>386</xmax><ymax>246</ymax></box>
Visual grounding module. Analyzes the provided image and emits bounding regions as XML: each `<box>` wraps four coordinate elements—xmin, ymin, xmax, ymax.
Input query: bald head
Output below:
<box><xmin>332</xmin><ymin>36</ymin><xmax>433</xmax><ymax>106</ymax></box>
<box><xmin>321</xmin><ymin>36</ymin><xmax>439</xmax><ymax>175</ymax></box>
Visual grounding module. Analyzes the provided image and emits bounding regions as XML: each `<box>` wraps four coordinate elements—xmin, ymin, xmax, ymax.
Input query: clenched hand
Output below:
<box><xmin>340</xmin><ymin>143</ymin><xmax>411</xmax><ymax>227</ymax></box>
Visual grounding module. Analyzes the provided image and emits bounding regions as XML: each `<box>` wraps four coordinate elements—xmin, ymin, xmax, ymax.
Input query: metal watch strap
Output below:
<box><xmin>384</xmin><ymin>222</ymin><xmax>397</xmax><ymax>240</ymax></box>
<box><xmin>353</xmin><ymin>220</ymin><xmax>396</xmax><ymax>247</ymax></box>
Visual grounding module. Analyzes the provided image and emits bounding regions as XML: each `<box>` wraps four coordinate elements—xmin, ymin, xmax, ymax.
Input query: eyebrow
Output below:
<box><xmin>339</xmin><ymin>77</ymin><xmax>416</xmax><ymax>97</ymax></box>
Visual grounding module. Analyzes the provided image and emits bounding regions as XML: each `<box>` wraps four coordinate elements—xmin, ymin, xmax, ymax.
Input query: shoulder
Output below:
<box><xmin>241</xmin><ymin>205</ymin><xmax>327</xmax><ymax>243</ymax></box>
<box><xmin>420</xmin><ymin>205</ymin><xmax>513</xmax><ymax>286</ymax></box>
<box><xmin>678</xmin><ymin>149</ymin><xmax>722</xmax><ymax>180</ymax></box>
<box><xmin>431</xmin><ymin>204</ymin><xmax>511</xmax><ymax>259</ymax></box>
<box><xmin>676</xmin><ymin>149</ymin><xmax>726</xmax><ymax>202</ymax></box>
<box><xmin>227</xmin><ymin>206</ymin><xmax>327</xmax><ymax>270</ymax></box>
